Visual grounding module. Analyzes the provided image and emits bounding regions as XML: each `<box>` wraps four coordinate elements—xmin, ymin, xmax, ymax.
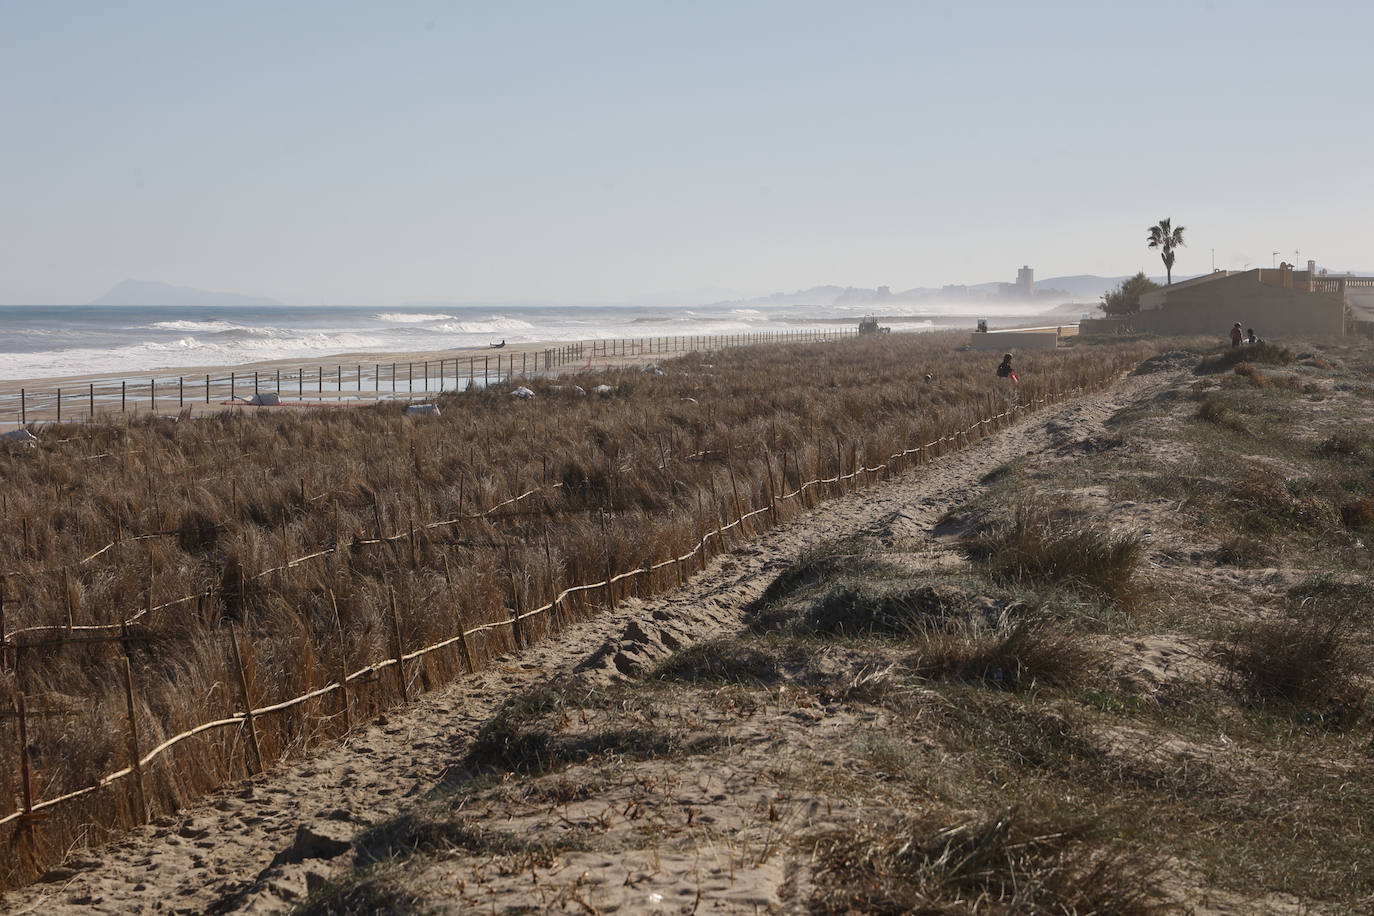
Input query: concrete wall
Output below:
<box><xmin>968</xmin><ymin>329</ymin><xmax>1060</xmax><ymax>351</ymax></box>
<box><xmin>1138</xmin><ymin>270</ymin><xmax>1345</xmax><ymax>339</ymax></box>
<box><xmin>1078</xmin><ymin>317</ymin><xmax>1130</xmax><ymax>335</ymax></box>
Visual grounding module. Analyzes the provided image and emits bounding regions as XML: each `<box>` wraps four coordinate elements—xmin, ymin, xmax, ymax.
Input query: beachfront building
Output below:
<box><xmin>1085</xmin><ymin>263</ymin><xmax>1374</xmax><ymax>338</ymax></box>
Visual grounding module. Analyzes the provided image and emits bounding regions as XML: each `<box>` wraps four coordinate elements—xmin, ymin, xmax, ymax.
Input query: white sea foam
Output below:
<box><xmin>142</xmin><ymin>331</ymin><xmax>387</xmax><ymax>355</ymax></box>
<box><xmin>149</xmin><ymin>319</ymin><xmax>243</xmax><ymax>332</ymax></box>
<box><xmin>373</xmin><ymin>312</ymin><xmax>458</xmax><ymax>323</ymax></box>
<box><xmin>431</xmin><ymin>317</ymin><xmax>535</xmax><ymax>334</ymax></box>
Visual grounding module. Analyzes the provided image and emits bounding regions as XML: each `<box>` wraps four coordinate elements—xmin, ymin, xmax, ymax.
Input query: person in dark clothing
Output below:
<box><xmin>996</xmin><ymin>353</ymin><xmax>1017</xmax><ymax>381</ymax></box>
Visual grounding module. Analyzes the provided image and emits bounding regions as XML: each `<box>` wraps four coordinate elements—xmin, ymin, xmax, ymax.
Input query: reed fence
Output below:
<box><xmin>2</xmin><ymin>329</ymin><xmax>852</xmax><ymax>427</ymax></box>
<box><xmin>0</xmin><ymin>374</ymin><xmax>1098</xmax><ymax>845</ymax></box>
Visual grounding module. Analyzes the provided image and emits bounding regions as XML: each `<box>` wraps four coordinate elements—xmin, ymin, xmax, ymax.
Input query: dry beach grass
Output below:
<box><xmin>6</xmin><ymin>332</ymin><xmax>1373</xmax><ymax>913</ymax></box>
<box><xmin>0</xmin><ymin>331</ymin><xmax>1145</xmax><ymax>892</ymax></box>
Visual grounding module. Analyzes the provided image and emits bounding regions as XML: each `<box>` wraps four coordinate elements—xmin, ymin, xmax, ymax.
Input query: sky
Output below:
<box><xmin>2</xmin><ymin>0</ymin><xmax>1371</xmax><ymax>306</ymax></box>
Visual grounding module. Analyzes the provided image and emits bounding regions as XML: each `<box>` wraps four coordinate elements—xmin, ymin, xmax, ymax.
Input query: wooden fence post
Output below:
<box><xmin>16</xmin><ymin>690</ymin><xmax>35</xmax><ymax>827</ymax></box>
<box><xmin>600</xmin><ymin>510</ymin><xmax>615</xmax><ymax>609</ymax></box>
<box><xmin>0</xmin><ymin>576</ymin><xmax>7</xmax><ymax>673</ymax></box>
<box><xmin>441</xmin><ymin>556</ymin><xmax>477</xmax><ymax>673</ymax></box>
<box><xmin>835</xmin><ymin>438</ymin><xmax>843</xmax><ymax>496</ymax></box>
<box><xmin>708</xmin><ymin>474</ymin><xmax>726</xmax><ymax>548</ymax></box>
<box><xmin>329</xmin><ymin>590</ymin><xmax>351</xmax><ymax>733</ymax></box>
<box><xmin>763</xmin><ymin>450</ymin><xmax>779</xmax><ymax>525</ymax></box>
<box><xmin>725</xmin><ymin>446</ymin><xmax>747</xmax><ymax>536</ymax></box>
<box><xmin>542</xmin><ymin>522</ymin><xmax>560</xmax><ymax>630</ymax></box>
<box><xmin>120</xmin><ymin>654</ymin><xmax>148</xmax><ymax>823</ymax></box>
<box><xmin>229</xmin><ymin>627</ymin><xmax>265</xmax><ymax>775</ymax></box>
<box><xmin>502</xmin><ymin>541</ymin><xmax>526</xmax><ymax>650</ymax></box>
<box><xmin>388</xmin><ymin>588</ymin><xmax>409</xmax><ymax>702</ymax></box>
<box><xmin>695</xmin><ymin>489</ymin><xmax>708</xmax><ymax>573</ymax></box>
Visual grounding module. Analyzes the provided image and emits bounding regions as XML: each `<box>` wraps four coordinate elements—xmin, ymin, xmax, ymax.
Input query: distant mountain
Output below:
<box><xmin>703</xmin><ymin>286</ymin><xmax>851</xmax><ymax>308</ymax></box>
<box><xmin>90</xmin><ymin>280</ymin><xmax>282</xmax><ymax>307</ymax></box>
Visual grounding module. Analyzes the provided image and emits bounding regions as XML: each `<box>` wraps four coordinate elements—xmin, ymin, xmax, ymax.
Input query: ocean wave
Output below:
<box><xmin>149</xmin><ymin>319</ymin><xmax>243</xmax><ymax>332</ymax></box>
<box><xmin>431</xmin><ymin>317</ymin><xmax>534</xmax><ymax>334</ymax></box>
<box><xmin>373</xmin><ymin>312</ymin><xmax>458</xmax><ymax>324</ymax></box>
<box><xmin>146</xmin><ymin>331</ymin><xmax>387</xmax><ymax>354</ymax></box>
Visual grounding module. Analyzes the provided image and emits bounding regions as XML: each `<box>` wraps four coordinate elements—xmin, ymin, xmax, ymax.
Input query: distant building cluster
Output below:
<box><xmin>995</xmin><ymin>265</ymin><xmax>1060</xmax><ymax>300</ymax></box>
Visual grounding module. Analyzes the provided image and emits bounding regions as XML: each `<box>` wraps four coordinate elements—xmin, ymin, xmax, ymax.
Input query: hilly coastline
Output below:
<box><xmin>89</xmin><ymin>280</ymin><xmax>283</xmax><ymax>308</ymax></box>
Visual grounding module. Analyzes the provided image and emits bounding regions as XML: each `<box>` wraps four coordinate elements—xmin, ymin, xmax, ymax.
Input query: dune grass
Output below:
<box><xmin>0</xmin><ymin>333</ymin><xmax>1154</xmax><ymax>888</ymax></box>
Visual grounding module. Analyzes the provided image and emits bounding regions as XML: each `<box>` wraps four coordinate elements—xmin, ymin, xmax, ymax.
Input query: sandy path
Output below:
<box><xmin>0</xmin><ymin>365</ymin><xmax>1180</xmax><ymax>915</ymax></box>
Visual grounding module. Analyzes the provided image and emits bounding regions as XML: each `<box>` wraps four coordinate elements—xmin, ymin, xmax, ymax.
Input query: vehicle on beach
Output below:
<box><xmin>858</xmin><ymin>315</ymin><xmax>890</xmax><ymax>335</ymax></box>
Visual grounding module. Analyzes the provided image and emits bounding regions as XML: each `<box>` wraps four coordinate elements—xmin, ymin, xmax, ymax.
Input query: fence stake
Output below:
<box><xmin>328</xmin><ymin>590</ymin><xmax>351</xmax><ymax>733</ymax></box>
<box><xmin>120</xmin><ymin>654</ymin><xmax>148</xmax><ymax>823</ymax></box>
<box><xmin>725</xmin><ymin>445</ymin><xmax>747</xmax><ymax>536</ymax></box>
<box><xmin>229</xmin><ymin>627</ymin><xmax>265</xmax><ymax>775</ymax></box>
<box><xmin>441</xmin><ymin>556</ymin><xmax>477</xmax><ymax>673</ymax></box>
<box><xmin>763</xmin><ymin>450</ymin><xmax>779</xmax><ymax>524</ymax></box>
<box><xmin>504</xmin><ymin>542</ymin><xmax>525</xmax><ymax>649</ymax></box>
<box><xmin>541</xmin><ymin>521</ymin><xmax>560</xmax><ymax>629</ymax></box>
<box><xmin>600</xmin><ymin>510</ymin><xmax>615</xmax><ymax>608</ymax></box>
<box><xmin>206</xmin><ymin>374</ymin><xmax>210</xmax><ymax>404</ymax></box>
<box><xmin>389</xmin><ymin>588</ymin><xmax>409</xmax><ymax>702</ymax></box>
<box><xmin>19</xmin><ymin>388</ymin><xmax>25</xmax><ymax>425</ymax></box>
<box><xmin>709</xmin><ymin>473</ymin><xmax>726</xmax><ymax>548</ymax></box>
<box><xmin>16</xmin><ymin>691</ymin><xmax>35</xmax><ymax>825</ymax></box>
<box><xmin>64</xmin><ymin>569</ymin><xmax>74</xmax><ymax>634</ymax></box>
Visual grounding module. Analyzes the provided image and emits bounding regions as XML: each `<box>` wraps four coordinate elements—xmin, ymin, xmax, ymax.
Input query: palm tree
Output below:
<box><xmin>1147</xmin><ymin>218</ymin><xmax>1186</xmax><ymax>285</ymax></box>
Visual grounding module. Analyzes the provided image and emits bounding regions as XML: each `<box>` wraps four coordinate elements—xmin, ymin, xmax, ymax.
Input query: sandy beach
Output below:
<box><xmin>0</xmin><ymin>334</ymin><xmax>764</xmax><ymax>425</ymax></box>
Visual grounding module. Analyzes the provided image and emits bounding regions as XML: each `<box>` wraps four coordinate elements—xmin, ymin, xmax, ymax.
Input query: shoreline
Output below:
<box><xmin>0</xmin><ymin>328</ymin><xmax>871</xmax><ymax>425</ymax></box>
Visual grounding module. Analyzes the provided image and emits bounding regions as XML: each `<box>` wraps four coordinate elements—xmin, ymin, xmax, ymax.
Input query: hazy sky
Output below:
<box><xmin>3</xmin><ymin>1</ymin><xmax>1370</xmax><ymax>305</ymax></box>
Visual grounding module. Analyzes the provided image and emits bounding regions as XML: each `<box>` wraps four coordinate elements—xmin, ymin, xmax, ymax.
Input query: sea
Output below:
<box><xmin>0</xmin><ymin>300</ymin><xmax>1066</xmax><ymax>383</ymax></box>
